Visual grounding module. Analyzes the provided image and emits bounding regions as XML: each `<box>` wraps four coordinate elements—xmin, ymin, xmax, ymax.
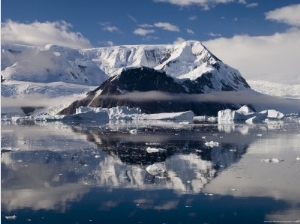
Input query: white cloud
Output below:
<box><xmin>173</xmin><ymin>37</ymin><xmax>185</xmax><ymax>44</ymax></box>
<box><xmin>203</xmin><ymin>28</ymin><xmax>300</xmax><ymax>84</ymax></box>
<box><xmin>139</xmin><ymin>24</ymin><xmax>154</xmax><ymax>28</ymax></box>
<box><xmin>99</xmin><ymin>22</ymin><xmax>121</xmax><ymax>33</ymax></box>
<box><xmin>154</xmin><ymin>22</ymin><xmax>180</xmax><ymax>32</ymax></box>
<box><xmin>143</xmin><ymin>36</ymin><xmax>160</xmax><ymax>41</ymax></box>
<box><xmin>187</xmin><ymin>28</ymin><xmax>194</xmax><ymax>34</ymax></box>
<box><xmin>134</xmin><ymin>22</ymin><xmax>179</xmax><ymax>37</ymax></box>
<box><xmin>265</xmin><ymin>4</ymin><xmax>300</xmax><ymax>27</ymax></box>
<box><xmin>128</xmin><ymin>15</ymin><xmax>137</xmax><ymax>23</ymax></box>
<box><xmin>102</xmin><ymin>26</ymin><xmax>120</xmax><ymax>32</ymax></box>
<box><xmin>154</xmin><ymin>0</ymin><xmax>243</xmax><ymax>10</ymax></box>
<box><xmin>238</xmin><ymin>0</ymin><xmax>246</xmax><ymax>4</ymax></box>
<box><xmin>208</xmin><ymin>32</ymin><xmax>222</xmax><ymax>37</ymax></box>
<box><xmin>98</xmin><ymin>40</ymin><xmax>114</xmax><ymax>46</ymax></box>
<box><xmin>1</xmin><ymin>20</ymin><xmax>92</xmax><ymax>49</ymax></box>
<box><xmin>246</xmin><ymin>2</ymin><xmax>258</xmax><ymax>8</ymax></box>
<box><xmin>188</xmin><ymin>15</ymin><xmax>198</xmax><ymax>20</ymax></box>
<box><xmin>133</xmin><ymin>28</ymin><xmax>155</xmax><ymax>36</ymax></box>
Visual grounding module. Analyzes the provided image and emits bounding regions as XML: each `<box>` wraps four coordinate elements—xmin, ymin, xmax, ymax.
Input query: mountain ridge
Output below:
<box><xmin>2</xmin><ymin>40</ymin><xmax>255</xmax><ymax>116</ymax></box>
<box><xmin>1</xmin><ymin>40</ymin><xmax>248</xmax><ymax>91</ymax></box>
<box><xmin>58</xmin><ymin>66</ymin><xmax>251</xmax><ymax>116</ymax></box>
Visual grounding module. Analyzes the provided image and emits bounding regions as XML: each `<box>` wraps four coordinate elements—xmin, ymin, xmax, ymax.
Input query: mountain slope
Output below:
<box><xmin>2</xmin><ymin>40</ymin><xmax>253</xmax><ymax>115</ymax></box>
<box><xmin>2</xmin><ymin>41</ymin><xmax>249</xmax><ymax>90</ymax></box>
<box><xmin>58</xmin><ymin>67</ymin><xmax>251</xmax><ymax>116</ymax></box>
<box><xmin>248</xmin><ymin>80</ymin><xmax>300</xmax><ymax>99</ymax></box>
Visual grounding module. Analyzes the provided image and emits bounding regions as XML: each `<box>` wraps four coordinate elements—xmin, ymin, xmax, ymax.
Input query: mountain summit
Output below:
<box><xmin>58</xmin><ymin>66</ymin><xmax>250</xmax><ymax>116</ymax></box>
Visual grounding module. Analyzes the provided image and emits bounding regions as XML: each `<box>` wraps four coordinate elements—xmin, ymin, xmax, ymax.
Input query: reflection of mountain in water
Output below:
<box><xmin>71</xmin><ymin>124</ymin><xmax>251</xmax><ymax>193</ymax></box>
<box><xmin>1</xmin><ymin>123</ymin><xmax>252</xmax><ymax>212</ymax></box>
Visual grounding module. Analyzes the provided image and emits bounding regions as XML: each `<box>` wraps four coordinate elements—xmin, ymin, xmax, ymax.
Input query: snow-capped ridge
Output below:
<box><xmin>2</xmin><ymin>40</ymin><xmax>247</xmax><ymax>88</ymax></box>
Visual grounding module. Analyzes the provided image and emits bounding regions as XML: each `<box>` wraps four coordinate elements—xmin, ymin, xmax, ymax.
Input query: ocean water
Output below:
<box><xmin>1</xmin><ymin>120</ymin><xmax>300</xmax><ymax>224</ymax></box>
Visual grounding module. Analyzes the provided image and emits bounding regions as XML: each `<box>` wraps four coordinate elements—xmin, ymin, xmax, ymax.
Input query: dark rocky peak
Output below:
<box><xmin>58</xmin><ymin>67</ymin><xmax>248</xmax><ymax>116</ymax></box>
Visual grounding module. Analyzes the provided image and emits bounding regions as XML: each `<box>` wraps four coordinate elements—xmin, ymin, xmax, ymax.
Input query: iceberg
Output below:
<box><xmin>218</xmin><ymin>106</ymin><xmax>285</xmax><ymax>124</ymax></box>
<box><xmin>146</xmin><ymin>164</ymin><xmax>166</xmax><ymax>176</ymax></box>
<box><xmin>146</xmin><ymin>147</ymin><xmax>166</xmax><ymax>153</ymax></box>
<box><xmin>34</xmin><ymin>106</ymin><xmax>195</xmax><ymax>123</ymax></box>
<box><xmin>205</xmin><ymin>141</ymin><xmax>220</xmax><ymax>148</ymax></box>
<box><xmin>261</xmin><ymin>158</ymin><xmax>284</xmax><ymax>163</ymax></box>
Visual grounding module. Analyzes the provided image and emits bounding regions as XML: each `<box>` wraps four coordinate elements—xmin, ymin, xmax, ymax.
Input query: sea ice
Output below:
<box><xmin>129</xmin><ymin>129</ymin><xmax>138</xmax><ymax>135</ymax></box>
<box><xmin>5</xmin><ymin>215</ymin><xmax>17</xmax><ymax>220</ymax></box>
<box><xmin>217</xmin><ymin>105</ymin><xmax>254</xmax><ymax>122</ymax></box>
<box><xmin>261</xmin><ymin>158</ymin><xmax>284</xmax><ymax>163</ymax></box>
<box><xmin>218</xmin><ymin>105</ymin><xmax>285</xmax><ymax>124</ymax></box>
<box><xmin>146</xmin><ymin>147</ymin><xmax>166</xmax><ymax>153</ymax></box>
<box><xmin>146</xmin><ymin>164</ymin><xmax>166</xmax><ymax>176</ymax></box>
<box><xmin>205</xmin><ymin>141</ymin><xmax>220</xmax><ymax>147</ymax></box>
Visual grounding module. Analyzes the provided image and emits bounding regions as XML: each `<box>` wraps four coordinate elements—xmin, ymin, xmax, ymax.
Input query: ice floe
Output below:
<box><xmin>146</xmin><ymin>147</ymin><xmax>166</xmax><ymax>153</ymax></box>
<box><xmin>205</xmin><ymin>141</ymin><xmax>220</xmax><ymax>147</ymax></box>
<box><xmin>146</xmin><ymin>163</ymin><xmax>166</xmax><ymax>176</ymax></box>
<box><xmin>218</xmin><ymin>105</ymin><xmax>285</xmax><ymax>124</ymax></box>
<box><xmin>5</xmin><ymin>215</ymin><xmax>17</xmax><ymax>220</ymax></box>
<box><xmin>129</xmin><ymin>129</ymin><xmax>138</xmax><ymax>135</ymax></box>
<box><xmin>261</xmin><ymin>158</ymin><xmax>284</xmax><ymax>163</ymax></box>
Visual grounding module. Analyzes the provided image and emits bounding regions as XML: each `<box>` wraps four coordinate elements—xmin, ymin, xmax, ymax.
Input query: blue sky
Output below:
<box><xmin>1</xmin><ymin>0</ymin><xmax>300</xmax><ymax>84</ymax></box>
<box><xmin>1</xmin><ymin>0</ymin><xmax>298</xmax><ymax>46</ymax></box>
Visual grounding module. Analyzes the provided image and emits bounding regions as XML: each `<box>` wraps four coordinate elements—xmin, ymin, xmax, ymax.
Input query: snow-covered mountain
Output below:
<box><xmin>58</xmin><ymin>66</ymin><xmax>251</xmax><ymax>116</ymax></box>
<box><xmin>2</xmin><ymin>40</ymin><xmax>249</xmax><ymax>91</ymax></box>
<box><xmin>2</xmin><ymin>40</ymin><xmax>255</xmax><ymax>115</ymax></box>
<box><xmin>248</xmin><ymin>80</ymin><xmax>300</xmax><ymax>99</ymax></box>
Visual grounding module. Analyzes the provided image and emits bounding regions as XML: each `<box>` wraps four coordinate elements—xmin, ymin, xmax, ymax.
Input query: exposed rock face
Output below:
<box><xmin>58</xmin><ymin>67</ymin><xmax>250</xmax><ymax>116</ymax></box>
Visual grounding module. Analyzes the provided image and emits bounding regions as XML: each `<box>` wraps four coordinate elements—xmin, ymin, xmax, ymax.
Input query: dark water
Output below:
<box><xmin>1</xmin><ymin>120</ymin><xmax>300</xmax><ymax>224</ymax></box>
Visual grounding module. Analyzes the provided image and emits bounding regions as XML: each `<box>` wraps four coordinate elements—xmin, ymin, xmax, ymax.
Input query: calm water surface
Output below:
<box><xmin>1</xmin><ymin>120</ymin><xmax>300</xmax><ymax>224</ymax></box>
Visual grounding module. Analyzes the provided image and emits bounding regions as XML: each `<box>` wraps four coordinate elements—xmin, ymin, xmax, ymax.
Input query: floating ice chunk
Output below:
<box><xmin>5</xmin><ymin>215</ymin><xmax>17</xmax><ymax>220</ymax></box>
<box><xmin>145</xmin><ymin>142</ymin><xmax>160</xmax><ymax>146</ymax></box>
<box><xmin>146</xmin><ymin>147</ymin><xmax>166</xmax><ymax>153</ymax></box>
<box><xmin>218</xmin><ymin>106</ymin><xmax>285</xmax><ymax>123</ymax></box>
<box><xmin>260</xmin><ymin>109</ymin><xmax>284</xmax><ymax>119</ymax></box>
<box><xmin>245</xmin><ymin>115</ymin><xmax>265</xmax><ymax>124</ymax></box>
<box><xmin>207</xmin><ymin>116</ymin><xmax>218</xmax><ymax>123</ymax></box>
<box><xmin>107</xmin><ymin>106</ymin><xmax>142</xmax><ymax>120</ymax></box>
<box><xmin>1</xmin><ymin>147</ymin><xmax>20</xmax><ymax>153</ymax></box>
<box><xmin>218</xmin><ymin>105</ymin><xmax>255</xmax><ymax>122</ymax></box>
<box><xmin>205</xmin><ymin>141</ymin><xmax>219</xmax><ymax>147</ymax></box>
<box><xmin>236</xmin><ymin>105</ymin><xmax>254</xmax><ymax>115</ymax></box>
<box><xmin>129</xmin><ymin>129</ymin><xmax>138</xmax><ymax>135</ymax></box>
<box><xmin>141</xmin><ymin>110</ymin><xmax>194</xmax><ymax>121</ymax></box>
<box><xmin>193</xmin><ymin>115</ymin><xmax>217</xmax><ymax>123</ymax></box>
<box><xmin>261</xmin><ymin>158</ymin><xmax>284</xmax><ymax>163</ymax></box>
<box><xmin>296</xmin><ymin>157</ymin><xmax>300</xmax><ymax>161</ymax></box>
<box><xmin>63</xmin><ymin>107</ymin><xmax>109</xmax><ymax>122</ymax></box>
<box><xmin>146</xmin><ymin>164</ymin><xmax>166</xmax><ymax>176</ymax></box>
